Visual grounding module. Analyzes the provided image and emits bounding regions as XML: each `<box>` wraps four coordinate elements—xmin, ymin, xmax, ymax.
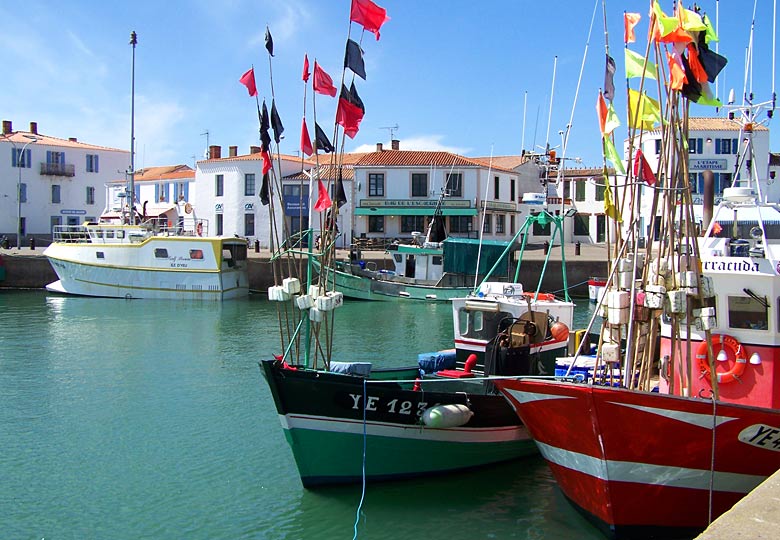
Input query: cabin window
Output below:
<box><xmin>96</xmin><ymin>252</ymin><xmax>105</xmax><ymax>259</ymax></box>
<box><xmin>411</xmin><ymin>173</ymin><xmax>427</xmax><ymax>197</ymax></box>
<box><xmin>459</xmin><ymin>308</ymin><xmax>513</xmax><ymax>340</ymax></box>
<box><xmin>154</xmin><ymin>248</ymin><xmax>169</xmax><ymax>258</ymax></box>
<box><xmin>368</xmin><ymin>173</ymin><xmax>385</xmax><ymax>197</ymax></box>
<box><xmin>432</xmin><ymin>255</ymin><xmax>442</xmax><ymax>266</ymax></box>
<box><xmin>728</xmin><ymin>295</ymin><xmax>768</xmax><ymax>330</ymax></box>
<box><xmin>459</xmin><ymin>308</ymin><xmax>484</xmax><ymax>336</ymax></box>
<box><xmin>96</xmin><ymin>230</ymin><xmax>104</xmax><ymax>239</ymax></box>
<box><xmin>189</xmin><ymin>249</ymin><xmax>204</xmax><ymax>260</ymax></box>
<box><xmin>114</xmin><ymin>230</ymin><xmax>123</xmax><ymax>239</ymax></box>
<box><xmin>393</xmin><ymin>254</ymin><xmax>402</xmax><ymax>263</ymax></box>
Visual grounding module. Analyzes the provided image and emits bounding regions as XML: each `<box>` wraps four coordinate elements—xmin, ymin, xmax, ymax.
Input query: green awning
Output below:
<box><xmin>354</xmin><ymin>207</ymin><xmax>477</xmax><ymax>216</ymax></box>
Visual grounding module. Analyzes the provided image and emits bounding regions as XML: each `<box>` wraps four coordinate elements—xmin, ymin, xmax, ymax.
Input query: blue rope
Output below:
<box><xmin>352</xmin><ymin>378</ymin><xmax>368</xmax><ymax>540</ymax></box>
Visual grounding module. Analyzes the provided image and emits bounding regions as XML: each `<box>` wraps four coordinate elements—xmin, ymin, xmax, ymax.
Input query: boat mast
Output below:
<box><xmin>128</xmin><ymin>31</ymin><xmax>137</xmax><ymax>221</ymax></box>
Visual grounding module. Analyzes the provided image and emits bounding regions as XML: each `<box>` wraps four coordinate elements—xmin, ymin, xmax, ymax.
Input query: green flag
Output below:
<box><xmin>602</xmin><ymin>137</ymin><xmax>626</xmax><ymax>175</ymax></box>
<box><xmin>625</xmin><ymin>48</ymin><xmax>657</xmax><ymax>80</ymax></box>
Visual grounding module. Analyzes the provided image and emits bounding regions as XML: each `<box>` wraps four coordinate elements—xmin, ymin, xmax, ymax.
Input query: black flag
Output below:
<box><xmin>697</xmin><ymin>33</ymin><xmax>728</xmax><ymax>83</ymax></box>
<box><xmin>681</xmin><ymin>55</ymin><xmax>703</xmax><ymax>102</ymax></box>
<box><xmin>260</xmin><ymin>100</ymin><xmax>271</xmax><ymax>151</ymax></box>
<box><xmin>259</xmin><ymin>172</ymin><xmax>270</xmax><ymax>205</ymax></box>
<box><xmin>270</xmin><ymin>99</ymin><xmax>284</xmax><ymax>143</ymax></box>
<box><xmin>604</xmin><ymin>54</ymin><xmax>616</xmax><ymax>101</ymax></box>
<box><xmin>265</xmin><ymin>27</ymin><xmax>274</xmax><ymax>56</ymax></box>
<box><xmin>348</xmin><ymin>81</ymin><xmax>365</xmax><ymax>113</ymax></box>
<box><xmin>315</xmin><ymin>123</ymin><xmax>334</xmax><ymax>153</ymax></box>
<box><xmin>334</xmin><ymin>168</ymin><xmax>348</xmax><ymax>208</ymax></box>
<box><xmin>344</xmin><ymin>39</ymin><xmax>366</xmax><ymax>80</ymax></box>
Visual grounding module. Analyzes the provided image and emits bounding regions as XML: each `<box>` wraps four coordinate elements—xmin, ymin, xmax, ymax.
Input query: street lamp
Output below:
<box><xmin>9</xmin><ymin>135</ymin><xmax>39</xmax><ymax>249</ymax></box>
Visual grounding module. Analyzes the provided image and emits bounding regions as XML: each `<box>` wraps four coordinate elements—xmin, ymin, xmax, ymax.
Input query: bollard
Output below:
<box><xmin>29</xmin><ymin>237</ymin><xmax>35</xmax><ymax>250</ymax></box>
<box><xmin>543</xmin><ymin>241</ymin><xmax>550</xmax><ymax>253</ymax></box>
<box><xmin>575</xmin><ymin>241</ymin><xmax>581</xmax><ymax>256</ymax></box>
<box><xmin>254</xmin><ymin>240</ymin><xmax>260</xmax><ymax>253</ymax></box>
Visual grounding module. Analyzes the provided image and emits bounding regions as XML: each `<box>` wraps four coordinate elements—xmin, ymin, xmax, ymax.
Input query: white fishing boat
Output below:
<box><xmin>44</xmin><ymin>202</ymin><xmax>249</xmax><ymax>300</ymax></box>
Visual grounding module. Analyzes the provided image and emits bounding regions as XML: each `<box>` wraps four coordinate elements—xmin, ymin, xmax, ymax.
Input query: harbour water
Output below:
<box><xmin>1</xmin><ymin>291</ymin><xmax>601</xmax><ymax>539</ymax></box>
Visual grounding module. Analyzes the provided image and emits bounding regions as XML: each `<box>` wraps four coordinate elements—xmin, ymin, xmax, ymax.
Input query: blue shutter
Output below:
<box><xmin>11</xmin><ymin>148</ymin><xmax>17</xmax><ymax>167</ymax></box>
<box><xmin>95</xmin><ymin>155</ymin><xmax>99</xmax><ymax>172</ymax></box>
<box><xmin>46</xmin><ymin>150</ymin><xmax>52</xmax><ymax>164</ymax></box>
<box><xmin>24</xmin><ymin>148</ymin><xmax>31</xmax><ymax>168</ymax></box>
<box><xmin>733</xmin><ymin>138</ymin><xmax>738</xmax><ymax>154</ymax></box>
<box><xmin>697</xmin><ymin>138</ymin><xmax>703</xmax><ymax>154</ymax></box>
<box><xmin>154</xmin><ymin>184</ymin><xmax>159</xmax><ymax>201</ymax></box>
<box><xmin>715</xmin><ymin>138</ymin><xmax>721</xmax><ymax>154</ymax></box>
<box><xmin>184</xmin><ymin>183</ymin><xmax>189</xmax><ymax>201</ymax></box>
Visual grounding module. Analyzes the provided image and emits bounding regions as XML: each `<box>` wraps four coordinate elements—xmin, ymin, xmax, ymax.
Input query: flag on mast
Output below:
<box><xmin>349</xmin><ymin>0</ymin><xmax>390</xmax><ymax>40</ymax></box>
<box><xmin>239</xmin><ymin>68</ymin><xmax>257</xmax><ymax>97</ymax></box>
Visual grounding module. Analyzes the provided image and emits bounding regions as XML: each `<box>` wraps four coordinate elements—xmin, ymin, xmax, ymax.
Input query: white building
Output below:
<box><xmin>0</xmin><ymin>120</ymin><xmax>128</xmax><ymax>245</ymax></box>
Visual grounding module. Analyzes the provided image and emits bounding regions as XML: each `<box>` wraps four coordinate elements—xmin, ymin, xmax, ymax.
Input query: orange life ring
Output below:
<box><xmin>196</xmin><ymin>223</ymin><xmax>203</xmax><ymax>236</ymax></box>
<box><xmin>696</xmin><ymin>334</ymin><xmax>748</xmax><ymax>384</ymax></box>
<box><xmin>523</xmin><ymin>291</ymin><xmax>555</xmax><ymax>302</ymax></box>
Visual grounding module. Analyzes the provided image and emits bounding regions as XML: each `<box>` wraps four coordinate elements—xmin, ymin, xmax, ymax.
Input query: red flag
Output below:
<box><xmin>261</xmin><ymin>149</ymin><xmax>272</xmax><ymax>175</ymax></box>
<box><xmin>300</xmin><ymin>118</ymin><xmax>313</xmax><ymax>156</ymax></box>
<box><xmin>596</xmin><ymin>91</ymin><xmax>608</xmax><ymax>135</ymax></box>
<box><xmin>686</xmin><ymin>44</ymin><xmax>708</xmax><ymax>83</ymax></box>
<box><xmin>313</xmin><ymin>179</ymin><xmax>332</xmax><ymax>212</ymax></box>
<box><xmin>337</xmin><ymin>98</ymin><xmax>364</xmax><ymax>138</ymax></box>
<box><xmin>313</xmin><ymin>62</ymin><xmax>337</xmax><ymax>97</ymax></box>
<box><xmin>633</xmin><ymin>149</ymin><xmax>656</xmax><ymax>186</ymax></box>
<box><xmin>239</xmin><ymin>68</ymin><xmax>257</xmax><ymax>97</ymax></box>
<box><xmin>350</xmin><ymin>0</ymin><xmax>390</xmax><ymax>40</ymax></box>
<box><xmin>624</xmin><ymin>12</ymin><xmax>640</xmax><ymax>43</ymax></box>
<box><xmin>302</xmin><ymin>54</ymin><xmax>310</xmax><ymax>82</ymax></box>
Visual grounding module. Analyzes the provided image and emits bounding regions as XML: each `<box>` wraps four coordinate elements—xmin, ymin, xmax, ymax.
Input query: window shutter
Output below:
<box><xmin>12</xmin><ymin>148</ymin><xmax>17</xmax><ymax>167</ymax></box>
<box><xmin>697</xmin><ymin>138</ymin><xmax>703</xmax><ymax>154</ymax></box>
<box><xmin>733</xmin><ymin>138</ymin><xmax>738</xmax><ymax>154</ymax></box>
<box><xmin>715</xmin><ymin>138</ymin><xmax>721</xmax><ymax>154</ymax></box>
<box><xmin>95</xmin><ymin>155</ymin><xmax>99</xmax><ymax>172</ymax></box>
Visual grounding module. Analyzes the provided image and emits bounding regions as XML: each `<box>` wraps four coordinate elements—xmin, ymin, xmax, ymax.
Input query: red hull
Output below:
<box><xmin>496</xmin><ymin>378</ymin><xmax>780</xmax><ymax>539</ymax></box>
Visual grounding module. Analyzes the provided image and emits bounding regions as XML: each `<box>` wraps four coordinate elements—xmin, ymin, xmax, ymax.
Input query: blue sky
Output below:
<box><xmin>1</xmin><ymin>1</ymin><xmax>776</xmax><ymax>171</ymax></box>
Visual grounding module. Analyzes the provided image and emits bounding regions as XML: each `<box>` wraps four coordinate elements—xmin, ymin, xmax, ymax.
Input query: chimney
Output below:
<box><xmin>69</xmin><ymin>137</ymin><xmax>77</xmax><ymax>142</ymax></box>
<box><xmin>391</xmin><ymin>139</ymin><xmax>400</xmax><ymax>150</ymax></box>
<box><xmin>376</xmin><ymin>142</ymin><xmax>383</xmax><ymax>152</ymax></box>
<box><xmin>229</xmin><ymin>145</ymin><xmax>238</xmax><ymax>157</ymax></box>
<box><xmin>209</xmin><ymin>145</ymin><xmax>221</xmax><ymax>159</ymax></box>
<box><xmin>250</xmin><ymin>145</ymin><xmax>261</xmax><ymax>154</ymax></box>
<box><xmin>29</xmin><ymin>122</ymin><xmax>38</xmax><ymax>135</ymax></box>
<box><xmin>2</xmin><ymin>120</ymin><xmax>11</xmax><ymax>134</ymax></box>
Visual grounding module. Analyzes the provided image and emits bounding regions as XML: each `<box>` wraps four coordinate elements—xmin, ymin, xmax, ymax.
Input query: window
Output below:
<box><xmin>20</xmin><ymin>183</ymin><xmax>27</xmax><ymax>203</ymax></box>
<box><xmin>154</xmin><ymin>248</ymin><xmax>169</xmax><ymax>258</ymax></box>
<box><xmin>728</xmin><ymin>295</ymin><xmax>767</xmax><ymax>330</ymax></box>
<box><xmin>411</xmin><ymin>173</ymin><xmax>427</xmax><ymax>197</ymax></box>
<box><xmin>47</xmin><ymin>151</ymin><xmax>65</xmax><ymax>164</ymax></box>
<box><xmin>574</xmin><ymin>213</ymin><xmax>589</xmax><ymax>235</ymax></box>
<box><xmin>482</xmin><ymin>215</ymin><xmax>492</xmax><ymax>233</ymax></box>
<box><xmin>245</xmin><ymin>173</ymin><xmax>255</xmax><ymax>196</ymax></box>
<box><xmin>563</xmin><ymin>180</ymin><xmax>570</xmax><ymax>199</ymax></box>
<box><xmin>688</xmin><ymin>138</ymin><xmax>703</xmax><ymax>154</ymax></box>
<box><xmin>575</xmin><ymin>180</ymin><xmax>586</xmax><ymax>201</ymax></box>
<box><xmin>51</xmin><ymin>184</ymin><xmax>61</xmax><ymax>204</ymax></box>
<box><xmin>12</xmin><ymin>148</ymin><xmax>31</xmax><ymax>168</ymax></box>
<box><xmin>510</xmin><ymin>179</ymin><xmax>516</xmax><ymax>202</ymax></box>
<box><xmin>244</xmin><ymin>213</ymin><xmax>255</xmax><ymax>236</ymax></box>
<box><xmin>533</xmin><ymin>216</ymin><xmax>551</xmax><ymax>236</ymax></box>
<box><xmin>595</xmin><ymin>182</ymin><xmax>605</xmax><ymax>201</ymax></box>
<box><xmin>510</xmin><ymin>215</ymin><xmax>516</xmax><ymax>235</ymax></box>
<box><xmin>719</xmin><ymin>173</ymin><xmax>732</xmax><ymax>193</ymax></box>
<box><xmin>86</xmin><ymin>154</ymin><xmax>99</xmax><ymax>172</ymax></box>
<box><xmin>715</xmin><ymin>138</ymin><xmax>738</xmax><ymax>155</ymax></box>
<box><xmin>450</xmin><ymin>216</ymin><xmax>472</xmax><ymax>233</ymax></box>
<box><xmin>189</xmin><ymin>249</ymin><xmax>204</xmax><ymax>260</ymax></box>
<box><xmin>494</xmin><ymin>176</ymin><xmax>500</xmax><ymax>199</ymax></box>
<box><xmin>216</xmin><ymin>174</ymin><xmax>224</xmax><ymax>197</ymax></box>
<box><xmin>654</xmin><ymin>139</ymin><xmax>662</xmax><ymax>155</ymax></box>
<box><xmin>446</xmin><ymin>173</ymin><xmax>462</xmax><ymax>197</ymax></box>
<box><xmin>216</xmin><ymin>214</ymin><xmax>224</xmax><ymax>236</ymax></box>
<box><xmin>368</xmin><ymin>215</ymin><xmax>384</xmax><ymax>232</ymax></box>
<box><xmin>369</xmin><ymin>173</ymin><xmax>385</xmax><ymax>197</ymax></box>
<box><xmin>401</xmin><ymin>215</ymin><xmax>425</xmax><ymax>233</ymax></box>
<box><xmin>86</xmin><ymin>186</ymin><xmax>95</xmax><ymax>205</ymax></box>
<box><xmin>495</xmin><ymin>214</ymin><xmax>505</xmax><ymax>234</ymax></box>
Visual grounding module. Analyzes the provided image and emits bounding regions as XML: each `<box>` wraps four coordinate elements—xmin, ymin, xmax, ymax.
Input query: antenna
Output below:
<box><xmin>201</xmin><ymin>130</ymin><xmax>210</xmax><ymax>159</ymax></box>
<box><xmin>380</xmin><ymin>124</ymin><xmax>399</xmax><ymax>140</ymax></box>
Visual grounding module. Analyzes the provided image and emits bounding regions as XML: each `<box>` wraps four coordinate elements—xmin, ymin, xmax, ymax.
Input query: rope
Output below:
<box><xmin>352</xmin><ymin>378</ymin><xmax>368</xmax><ymax>540</ymax></box>
<box><xmin>708</xmin><ymin>395</ymin><xmax>718</xmax><ymax>525</ymax></box>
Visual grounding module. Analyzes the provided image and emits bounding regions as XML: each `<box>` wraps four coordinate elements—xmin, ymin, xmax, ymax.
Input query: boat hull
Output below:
<box><xmin>496</xmin><ymin>378</ymin><xmax>780</xmax><ymax>539</ymax></box>
<box><xmin>261</xmin><ymin>360</ymin><xmax>536</xmax><ymax>487</ymax></box>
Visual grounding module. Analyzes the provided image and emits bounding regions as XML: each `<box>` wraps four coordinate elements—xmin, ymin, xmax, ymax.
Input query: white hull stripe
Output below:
<box><xmin>279</xmin><ymin>413</ymin><xmax>528</xmax><ymax>443</ymax></box>
<box><xmin>504</xmin><ymin>388</ymin><xmax>577</xmax><ymax>405</ymax></box>
<box><xmin>536</xmin><ymin>441</ymin><xmax>765</xmax><ymax>494</ymax></box>
<box><xmin>608</xmin><ymin>401</ymin><xmax>739</xmax><ymax>429</ymax></box>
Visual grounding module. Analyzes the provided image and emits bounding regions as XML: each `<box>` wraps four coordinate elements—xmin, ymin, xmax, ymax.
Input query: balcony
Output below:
<box><xmin>40</xmin><ymin>162</ymin><xmax>76</xmax><ymax>177</ymax></box>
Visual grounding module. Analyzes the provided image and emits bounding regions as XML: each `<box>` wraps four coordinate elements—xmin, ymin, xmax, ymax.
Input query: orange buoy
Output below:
<box><xmin>550</xmin><ymin>321</ymin><xmax>570</xmax><ymax>343</ymax></box>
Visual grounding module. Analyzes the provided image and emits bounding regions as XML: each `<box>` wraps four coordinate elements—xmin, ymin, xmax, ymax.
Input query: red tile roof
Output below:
<box><xmin>135</xmin><ymin>165</ymin><xmax>194</xmax><ymax>181</ymax></box>
<box><xmin>354</xmin><ymin>150</ymin><xmax>518</xmax><ymax>173</ymax></box>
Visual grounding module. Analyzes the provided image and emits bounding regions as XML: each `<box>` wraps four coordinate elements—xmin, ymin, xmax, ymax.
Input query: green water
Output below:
<box><xmin>0</xmin><ymin>291</ymin><xmax>600</xmax><ymax>539</ymax></box>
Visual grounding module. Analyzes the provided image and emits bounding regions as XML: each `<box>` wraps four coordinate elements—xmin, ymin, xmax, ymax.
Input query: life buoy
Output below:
<box><xmin>523</xmin><ymin>292</ymin><xmax>555</xmax><ymax>302</ymax></box>
<box><xmin>696</xmin><ymin>334</ymin><xmax>748</xmax><ymax>384</ymax></box>
<box><xmin>196</xmin><ymin>223</ymin><xmax>203</xmax><ymax>236</ymax></box>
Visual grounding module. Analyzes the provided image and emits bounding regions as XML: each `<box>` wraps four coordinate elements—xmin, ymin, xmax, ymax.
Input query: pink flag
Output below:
<box><xmin>302</xmin><ymin>54</ymin><xmax>310</xmax><ymax>82</ymax></box>
<box><xmin>313</xmin><ymin>179</ymin><xmax>332</xmax><ymax>212</ymax></box>
<box><xmin>313</xmin><ymin>62</ymin><xmax>337</xmax><ymax>97</ymax></box>
<box><xmin>350</xmin><ymin>0</ymin><xmax>390</xmax><ymax>40</ymax></box>
<box><xmin>300</xmin><ymin>118</ymin><xmax>313</xmax><ymax>156</ymax></box>
<box><xmin>239</xmin><ymin>68</ymin><xmax>257</xmax><ymax>97</ymax></box>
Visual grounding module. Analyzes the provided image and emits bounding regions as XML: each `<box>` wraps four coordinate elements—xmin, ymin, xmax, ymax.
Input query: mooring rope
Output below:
<box><xmin>352</xmin><ymin>378</ymin><xmax>368</xmax><ymax>540</ymax></box>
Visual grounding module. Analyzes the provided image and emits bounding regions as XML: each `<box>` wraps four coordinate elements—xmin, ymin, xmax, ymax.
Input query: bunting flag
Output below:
<box><xmin>651</xmin><ymin>0</ymin><xmax>678</xmax><ymax>41</ymax></box>
<box><xmin>603</xmin><ymin>169</ymin><xmax>622</xmax><ymax>223</ymax></box>
<box><xmin>681</xmin><ymin>55</ymin><xmax>703</xmax><ymax>102</ymax></box>
<box><xmin>602</xmin><ymin>137</ymin><xmax>626</xmax><ymax>175</ymax></box>
<box><xmin>349</xmin><ymin>81</ymin><xmax>365</xmax><ymax>112</ymax></box>
<box><xmin>686</xmin><ymin>44</ymin><xmax>708</xmax><ymax>83</ymax></box>
<box><xmin>604</xmin><ymin>54</ymin><xmax>616</xmax><ymax>101</ymax></box>
<box><xmin>667</xmin><ymin>50</ymin><xmax>686</xmax><ymax>91</ymax></box>
<box><xmin>270</xmin><ymin>100</ymin><xmax>284</xmax><ymax>144</ymax></box>
<box><xmin>313</xmin><ymin>179</ymin><xmax>332</xmax><ymax>212</ymax></box>
<box><xmin>344</xmin><ymin>39</ymin><xmax>367</xmax><ymax>80</ymax></box>
<box><xmin>337</xmin><ymin>84</ymin><xmax>365</xmax><ymax>138</ymax></box>
<box><xmin>604</xmin><ymin>101</ymin><xmax>620</xmax><ymax>135</ymax></box>
<box><xmin>633</xmin><ymin>149</ymin><xmax>656</xmax><ymax>186</ymax></box>
<box><xmin>697</xmin><ymin>33</ymin><xmax>728</xmax><ymax>82</ymax></box>
<box><xmin>302</xmin><ymin>54</ymin><xmax>310</xmax><ymax>82</ymax></box>
<box><xmin>334</xmin><ymin>168</ymin><xmax>348</xmax><ymax>208</ymax></box>
<box><xmin>259</xmin><ymin>172</ymin><xmax>270</xmax><ymax>206</ymax></box>
<box><xmin>678</xmin><ymin>2</ymin><xmax>707</xmax><ymax>32</ymax></box>
<box><xmin>625</xmin><ymin>48</ymin><xmax>657</xmax><ymax>80</ymax></box>
<box><xmin>628</xmin><ymin>89</ymin><xmax>661</xmax><ymax>130</ymax></box>
<box><xmin>698</xmin><ymin>83</ymin><xmax>723</xmax><ymax>107</ymax></box>
<box><xmin>261</xmin><ymin>149</ymin><xmax>272</xmax><ymax>175</ymax></box>
<box><xmin>239</xmin><ymin>68</ymin><xmax>257</xmax><ymax>97</ymax></box>
<box><xmin>350</xmin><ymin>0</ymin><xmax>390</xmax><ymax>41</ymax></box>
<box><xmin>597</xmin><ymin>91</ymin><xmax>607</xmax><ymax>135</ymax></box>
<box><xmin>260</xmin><ymin>100</ymin><xmax>271</xmax><ymax>151</ymax></box>
<box><xmin>300</xmin><ymin>118</ymin><xmax>313</xmax><ymax>156</ymax></box>
<box><xmin>624</xmin><ymin>12</ymin><xmax>641</xmax><ymax>43</ymax></box>
<box><xmin>264</xmin><ymin>27</ymin><xmax>274</xmax><ymax>56</ymax></box>
<box><xmin>315</xmin><ymin>123</ymin><xmax>334</xmax><ymax>153</ymax></box>
<box><xmin>313</xmin><ymin>61</ymin><xmax>337</xmax><ymax>97</ymax></box>
<box><xmin>657</xmin><ymin>26</ymin><xmax>693</xmax><ymax>45</ymax></box>
<box><xmin>703</xmin><ymin>14</ymin><xmax>719</xmax><ymax>44</ymax></box>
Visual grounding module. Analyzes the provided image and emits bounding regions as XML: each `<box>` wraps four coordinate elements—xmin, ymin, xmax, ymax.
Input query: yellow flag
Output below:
<box><xmin>603</xmin><ymin>169</ymin><xmax>622</xmax><ymax>223</ymax></box>
<box><xmin>602</xmin><ymin>137</ymin><xmax>626</xmax><ymax>176</ymax></box>
<box><xmin>628</xmin><ymin>89</ymin><xmax>661</xmax><ymax>129</ymax></box>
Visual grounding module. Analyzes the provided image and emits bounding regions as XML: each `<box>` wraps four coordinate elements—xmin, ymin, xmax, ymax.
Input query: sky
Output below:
<box><xmin>1</xmin><ymin>0</ymin><xmax>777</xmax><ymax>172</ymax></box>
